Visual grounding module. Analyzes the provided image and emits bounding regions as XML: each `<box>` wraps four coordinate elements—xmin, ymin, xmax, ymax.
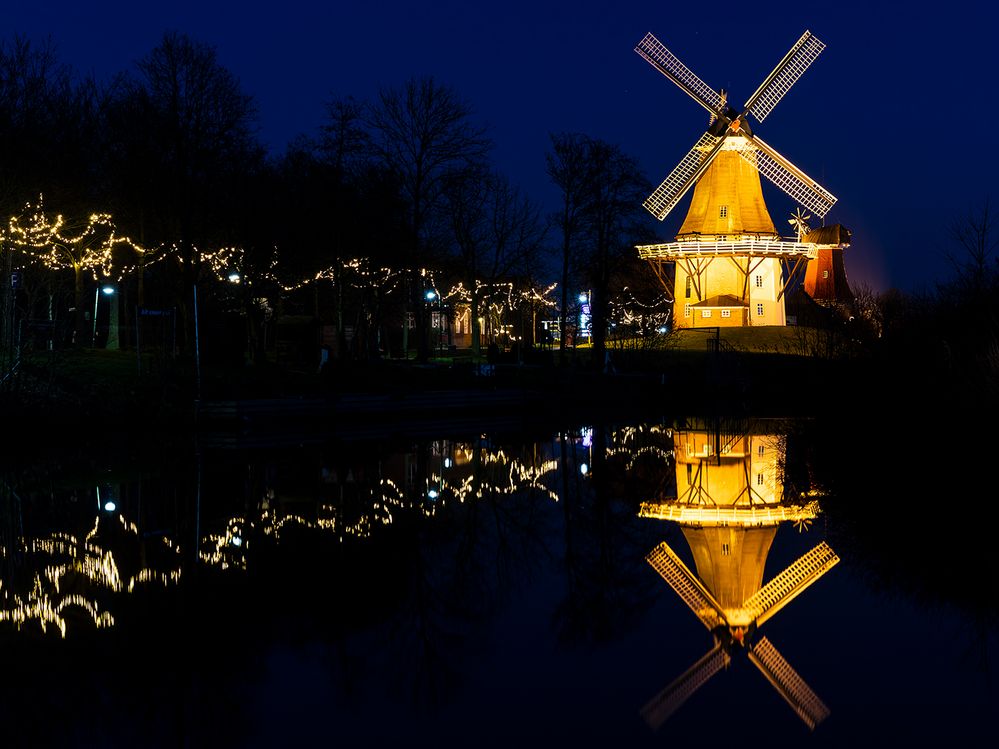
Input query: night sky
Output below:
<box><xmin>6</xmin><ymin>1</ymin><xmax>996</xmax><ymax>292</ymax></box>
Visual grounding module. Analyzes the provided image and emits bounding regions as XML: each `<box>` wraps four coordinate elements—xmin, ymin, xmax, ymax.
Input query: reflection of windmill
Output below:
<box><xmin>632</xmin><ymin>30</ymin><xmax>852</xmax><ymax>326</ymax></box>
<box><xmin>638</xmin><ymin>422</ymin><xmax>839</xmax><ymax>730</ymax></box>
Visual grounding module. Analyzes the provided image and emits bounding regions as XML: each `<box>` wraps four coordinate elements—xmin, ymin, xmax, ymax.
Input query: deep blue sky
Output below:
<box><xmin>6</xmin><ymin>1</ymin><xmax>996</xmax><ymax>291</ymax></box>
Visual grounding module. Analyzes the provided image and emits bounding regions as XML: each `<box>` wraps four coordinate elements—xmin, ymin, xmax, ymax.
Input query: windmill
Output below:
<box><xmin>789</xmin><ymin>207</ymin><xmax>812</xmax><ymax>242</ymax></box>
<box><xmin>632</xmin><ymin>30</ymin><xmax>851</xmax><ymax>328</ymax></box>
<box><xmin>638</xmin><ymin>421</ymin><xmax>839</xmax><ymax>730</ymax></box>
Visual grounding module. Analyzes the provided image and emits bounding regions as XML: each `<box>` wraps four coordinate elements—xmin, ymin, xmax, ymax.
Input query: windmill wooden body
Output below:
<box><xmin>638</xmin><ymin>423</ymin><xmax>838</xmax><ymax>730</ymax></box>
<box><xmin>633</xmin><ymin>31</ymin><xmax>852</xmax><ymax>327</ymax></box>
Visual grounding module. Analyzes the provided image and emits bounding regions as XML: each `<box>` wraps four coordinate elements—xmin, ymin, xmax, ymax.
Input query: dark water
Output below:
<box><xmin>1</xmin><ymin>415</ymin><xmax>996</xmax><ymax>748</ymax></box>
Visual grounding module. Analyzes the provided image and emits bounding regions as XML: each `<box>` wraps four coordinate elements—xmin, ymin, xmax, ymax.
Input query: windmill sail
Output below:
<box><xmin>737</xmin><ymin>136</ymin><xmax>837</xmax><ymax>218</ymax></box>
<box><xmin>644</xmin><ymin>133</ymin><xmax>724</xmax><ymax>221</ymax></box>
<box><xmin>646</xmin><ymin>541</ymin><xmax>727</xmax><ymax>629</ymax></box>
<box><xmin>641</xmin><ymin>644</ymin><xmax>730</xmax><ymax>731</ymax></box>
<box><xmin>635</xmin><ymin>33</ymin><xmax>725</xmax><ymax>116</ymax></box>
<box><xmin>743</xmin><ymin>32</ymin><xmax>826</xmax><ymax>123</ymax></box>
<box><xmin>748</xmin><ymin>636</ymin><xmax>831</xmax><ymax>730</ymax></box>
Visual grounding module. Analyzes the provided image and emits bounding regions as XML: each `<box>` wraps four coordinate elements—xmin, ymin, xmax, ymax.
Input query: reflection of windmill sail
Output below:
<box><xmin>744</xmin><ymin>540</ymin><xmax>839</xmax><ymax>626</ymax></box>
<box><xmin>640</xmin><ymin>643</ymin><xmax>730</xmax><ymax>731</ymax></box>
<box><xmin>646</xmin><ymin>541</ymin><xmax>726</xmax><ymax>629</ymax></box>
<box><xmin>749</xmin><ymin>637</ymin><xmax>831</xmax><ymax>730</ymax></box>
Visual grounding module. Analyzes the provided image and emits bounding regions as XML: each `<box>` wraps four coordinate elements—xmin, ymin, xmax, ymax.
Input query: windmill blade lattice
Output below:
<box><xmin>743</xmin><ymin>31</ymin><xmax>827</xmax><ymax>123</ymax></box>
<box><xmin>635</xmin><ymin>33</ymin><xmax>726</xmax><ymax>117</ymax></box>
<box><xmin>748</xmin><ymin>636</ymin><xmax>831</xmax><ymax>730</ymax></box>
<box><xmin>644</xmin><ymin>132</ymin><xmax>724</xmax><ymax>220</ymax></box>
<box><xmin>641</xmin><ymin>644</ymin><xmax>731</xmax><ymax>731</ymax></box>
<box><xmin>646</xmin><ymin>541</ymin><xmax>728</xmax><ymax>629</ymax></box>
<box><xmin>739</xmin><ymin>136</ymin><xmax>837</xmax><ymax>218</ymax></box>
<box><xmin>741</xmin><ymin>541</ymin><xmax>840</xmax><ymax>626</ymax></box>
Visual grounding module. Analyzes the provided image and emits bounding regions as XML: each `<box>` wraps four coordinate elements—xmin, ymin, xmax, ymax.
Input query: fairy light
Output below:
<box><xmin>5</xmin><ymin>196</ymin><xmax>159</xmax><ymax>283</ymax></box>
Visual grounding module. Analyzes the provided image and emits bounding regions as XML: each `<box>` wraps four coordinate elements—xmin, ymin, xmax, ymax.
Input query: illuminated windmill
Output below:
<box><xmin>638</xmin><ymin>423</ymin><xmax>838</xmax><ymax>730</ymax></box>
<box><xmin>633</xmin><ymin>30</ymin><xmax>852</xmax><ymax>327</ymax></box>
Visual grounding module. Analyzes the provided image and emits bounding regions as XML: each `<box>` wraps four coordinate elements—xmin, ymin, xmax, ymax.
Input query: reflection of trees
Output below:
<box><xmin>807</xmin><ymin>415</ymin><xmax>999</xmax><ymax>627</ymax></box>
<box><xmin>554</xmin><ymin>425</ymin><xmax>663</xmax><ymax>643</ymax></box>
<box><xmin>189</xmin><ymin>439</ymin><xmax>564</xmax><ymax>704</ymax></box>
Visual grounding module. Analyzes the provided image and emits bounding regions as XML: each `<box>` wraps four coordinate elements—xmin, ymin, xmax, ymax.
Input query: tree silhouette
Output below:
<box><xmin>367</xmin><ymin>77</ymin><xmax>489</xmax><ymax>360</ymax></box>
<box><xmin>113</xmin><ymin>31</ymin><xmax>260</xmax><ymax>351</ymax></box>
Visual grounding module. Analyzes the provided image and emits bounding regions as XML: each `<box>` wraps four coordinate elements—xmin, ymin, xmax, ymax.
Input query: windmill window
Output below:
<box><xmin>757</xmin><ymin>473</ymin><xmax>764</xmax><ymax>486</ymax></box>
<box><xmin>721</xmin><ymin>543</ymin><xmax>731</xmax><ymax>556</ymax></box>
<box><xmin>721</xmin><ymin>309</ymin><xmax>731</xmax><ymax>318</ymax></box>
<box><xmin>758</xmin><ymin>445</ymin><xmax>765</xmax><ymax>456</ymax></box>
<box><xmin>686</xmin><ymin>464</ymin><xmax>692</xmax><ymax>483</ymax></box>
<box><xmin>756</xmin><ymin>303</ymin><xmax>764</xmax><ymax>316</ymax></box>
<box><xmin>683</xmin><ymin>304</ymin><xmax>691</xmax><ymax>318</ymax></box>
<box><xmin>685</xmin><ymin>275</ymin><xmax>691</xmax><ymax>299</ymax></box>
<box><xmin>702</xmin><ymin>309</ymin><xmax>712</xmax><ymax>318</ymax></box>
<box><xmin>823</xmin><ymin>270</ymin><xmax>829</xmax><ymax>279</ymax></box>
<box><xmin>755</xmin><ymin>275</ymin><xmax>763</xmax><ymax>288</ymax></box>
<box><xmin>719</xmin><ymin>205</ymin><xmax>728</xmax><ymax>218</ymax></box>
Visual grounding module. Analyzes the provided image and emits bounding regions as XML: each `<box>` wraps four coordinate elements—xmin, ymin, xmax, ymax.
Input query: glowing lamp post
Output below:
<box><xmin>426</xmin><ymin>290</ymin><xmax>442</xmax><ymax>358</ymax></box>
<box><xmin>93</xmin><ymin>284</ymin><xmax>116</xmax><ymax>348</ymax></box>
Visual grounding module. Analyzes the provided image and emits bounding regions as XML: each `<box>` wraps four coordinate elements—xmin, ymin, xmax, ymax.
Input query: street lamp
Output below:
<box><xmin>93</xmin><ymin>284</ymin><xmax>116</xmax><ymax>348</ymax></box>
<box><xmin>426</xmin><ymin>290</ymin><xmax>442</xmax><ymax>358</ymax></box>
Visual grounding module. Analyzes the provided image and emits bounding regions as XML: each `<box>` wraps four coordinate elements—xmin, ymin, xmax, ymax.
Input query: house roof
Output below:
<box><xmin>692</xmin><ymin>294</ymin><xmax>747</xmax><ymax>308</ymax></box>
<box><xmin>803</xmin><ymin>224</ymin><xmax>851</xmax><ymax>245</ymax></box>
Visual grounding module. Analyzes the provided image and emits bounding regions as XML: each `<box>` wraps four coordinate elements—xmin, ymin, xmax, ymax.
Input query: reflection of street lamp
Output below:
<box><xmin>93</xmin><ymin>284</ymin><xmax>115</xmax><ymax>348</ymax></box>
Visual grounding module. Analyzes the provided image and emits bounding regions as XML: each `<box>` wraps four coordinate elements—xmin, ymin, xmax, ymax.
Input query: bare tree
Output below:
<box><xmin>367</xmin><ymin>77</ymin><xmax>489</xmax><ymax>360</ymax></box>
<box><xmin>546</xmin><ymin>133</ymin><xmax>591</xmax><ymax>364</ymax></box>
<box><xmin>547</xmin><ymin>134</ymin><xmax>651</xmax><ymax>368</ymax></box>
<box><xmin>583</xmin><ymin>140</ymin><xmax>652</xmax><ymax>370</ymax></box>
<box><xmin>114</xmin><ymin>31</ymin><xmax>259</xmax><ymax>351</ymax></box>
<box><xmin>445</xmin><ymin>170</ymin><xmax>544</xmax><ymax>354</ymax></box>
<box><xmin>945</xmin><ymin>197</ymin><xmax>998</xmax><ymax>291</ymax></box>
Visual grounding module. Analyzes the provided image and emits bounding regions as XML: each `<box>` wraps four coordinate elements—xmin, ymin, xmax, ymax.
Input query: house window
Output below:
<box><xmin>757</xmin><ymin>473</ymin><xmax>764</xmax><ymax>486</ymax></box>
<box><xmin>756</xmin><ymin>303</ymin><xmax>764</xmax><ymax>316</ymax></box>
<box><xmin>823</xmin><ymin>270</ymin><xmax>829</xmax><ymax>279</ymax></box>
<box><xmin>755</xmin><ymin>274</ymin><xmax>763</xmax><ymax>288</ymax></box>
<box><xmin>684</xmin><ymin>304</ymin><xmax>691</xmax><ymax>318</ymax></box>
<box><xmin>720</xmin><ymin>309</ymin><xmax>731</xmax><ymax>318</ymax></box>
<box><xmin>406</xmin><ymin>312</ymin><xmax>415</xmax><ymax>329</ymax></box>
<box><xmin>719</xmin><ymin>205</ymin><xmax>728</xmax><ymax>218</ymax></box>
<box><xmin>702</xmin><ymin>309</ymin><xmax>712</xmax><ymax>318</ymax></box>
<box><xmin>685</xmin><ymin>275</ymin><xmax>691</xmax><ymax>299</ymax></box>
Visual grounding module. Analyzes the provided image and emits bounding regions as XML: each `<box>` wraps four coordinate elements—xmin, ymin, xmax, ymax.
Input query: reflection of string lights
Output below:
<box><xmin>606</xmin><ymin>424</ymin><xmax>675</xmax><ymax>470</ymax></box>
<box><xmin>1</xmin><ymin>512</ymin><xmax>182</xmax><ymax>638</ymax></box>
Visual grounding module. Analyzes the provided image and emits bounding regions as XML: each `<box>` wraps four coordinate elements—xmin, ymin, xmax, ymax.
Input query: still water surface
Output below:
<box><xmin>1</xmin><ymin>415</ymin><xmax>995</xmax><ymax>747</ymax></box>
